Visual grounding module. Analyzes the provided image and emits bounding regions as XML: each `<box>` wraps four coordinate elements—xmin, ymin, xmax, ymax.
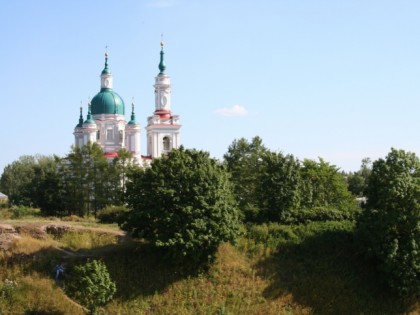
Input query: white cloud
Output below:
<box><xmin>215</xmin><ymin>104</ymin><xmax>249</xmax><ymax>117</ymax></box>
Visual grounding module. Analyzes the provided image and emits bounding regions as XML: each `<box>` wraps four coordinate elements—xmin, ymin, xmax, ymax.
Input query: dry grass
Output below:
<box><xmin>0</xmin><ymin>220</ymin><xmax>418</xmax><ymax>315</ymax></box>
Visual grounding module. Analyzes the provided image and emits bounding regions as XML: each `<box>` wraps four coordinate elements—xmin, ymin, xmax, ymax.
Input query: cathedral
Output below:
<box><xmin>73</xmin><ymin>42</ymin><xmax>181</xmax><ymax>163</ymax></box>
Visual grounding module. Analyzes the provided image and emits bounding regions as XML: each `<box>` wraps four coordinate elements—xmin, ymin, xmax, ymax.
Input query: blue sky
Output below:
<box><xmin>1</xmin><ymin>0</ymin><xmax>420</xmax><ymax>172</ymax></box>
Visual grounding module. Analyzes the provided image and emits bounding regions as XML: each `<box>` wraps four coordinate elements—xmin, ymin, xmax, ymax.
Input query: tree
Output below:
<box><xmin>123</xmin><ymin>147</ymin><xmax>241</xmax><ymax>265</ymax></box>
<box><xmin>300</xmin><ymin>158</ymin><xmax>356</xmax><ymax>211</ymax></box>
<box><xmin>223</xmin><ymin>136</ymin><xmax>268</xmax><ymax>221</ymax></box>
<box><xmin>0</xmin><ymin>155</ymin><xmax>58</xmax><ymax>206</ymax></box>
<box><xmin>60</xmin><ymin>143</ymin><xmax>120</xmax><ymax>217</ymax></box>
<box><xmin>31</xmin><ymin>156</ymin><xmax>64</xmax><ymax>216</ymax></box>
<box><xmin>347</xmin><ymin>157</ymin><xmax>372</xmax><ymax>196</ymax></box>
<box><xmin>66</xmin><ymin>260</ymin><xmax>116</xmax><ymax>315</ymax></box>
<box><xmin>112</xmin><ymin>148</ymin><xmax>135</xmax><ymax>204</ymax></box>
<box><xmin>256</xmin><ymin>151</ymin><xmax>301</xmax><ymax>222</ymax></box>
<box><xmin>357</xmin><ymin>148</ymin><xmax>420</xmax><ymax>296</ymax></box>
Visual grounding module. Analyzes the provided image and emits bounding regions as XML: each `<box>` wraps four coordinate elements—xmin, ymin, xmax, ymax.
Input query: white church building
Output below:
<box><xmin>74</xmin><ymin>42</ymin><xmax>181</xmax><ymax>163</ymax></box>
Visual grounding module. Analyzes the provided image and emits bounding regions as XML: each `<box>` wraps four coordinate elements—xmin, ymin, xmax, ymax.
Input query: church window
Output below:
<box><xmin>96</xmin><ymin>130</ymin><xmax>100</xmax><ymax>140</ymax></box>
<box><xmin>106</xmin><ymin>128</ymin><xmax>114</xmax><ymax>141</ymax></box>
<box><xmin>163</xmin><ymin>136</ymin><xmax>171</xmax><ymax>151</ymax></box>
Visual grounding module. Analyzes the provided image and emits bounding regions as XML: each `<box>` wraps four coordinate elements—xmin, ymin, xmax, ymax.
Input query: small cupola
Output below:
<box><xmin>101</xmin><ymin>52</ymin><xmax>113</xmax><ymax>89</ymax></box>
<box><xmin>128</xmin><ymin>102</ymin><xmax>138</xmax><ymax>125</ymax></box>
<box><xmin>84</xmin><ymin>103</ymin><xmax>96</xmax><ymax>125</ymax></box>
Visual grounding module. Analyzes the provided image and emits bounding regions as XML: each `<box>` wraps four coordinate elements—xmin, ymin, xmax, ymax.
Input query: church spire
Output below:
<box><xmin>102</xmin><ymin>51</ymin><xmax>111</xmax><ymax>75</ymax></box>
<box><xmin>101</xmin><ymin>51</ymin><xmax>113</xmax><ymax>89</ymax></box>
<box><xmin>76</xmin><ymin>106</ymin><xmax>83</xmax><ymax>127</ymax></box>
<box><xmin>128</xmin><ymin>101</ymin><xmax>137</xmax><ymax>125</ymax></box>
<box><xmin>84</xmin><ymin>102</ymin><xmax>95</xmax><ymax>124</ymax></box>
<box><xmin>158</xmin><ymin>41</ymin><xmax>166</xmax><ymax>75</ymax></box>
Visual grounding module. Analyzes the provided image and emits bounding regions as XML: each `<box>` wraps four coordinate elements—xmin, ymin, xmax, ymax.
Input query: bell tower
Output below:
<box><xmin>146</xmin><ymin>42</ymin><xmax>181</xmax><ymax>158</ymax></box>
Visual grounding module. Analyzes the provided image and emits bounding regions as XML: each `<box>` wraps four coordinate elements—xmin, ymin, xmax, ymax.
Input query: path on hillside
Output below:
<box><xmin>0</xmin><ymin>222</ymin><xmax>129</xmax><ymax>258</ymax></box>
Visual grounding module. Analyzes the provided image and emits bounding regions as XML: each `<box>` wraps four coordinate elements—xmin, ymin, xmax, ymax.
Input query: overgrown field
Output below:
<box><xmin>0</xmin><ymin>218</ymin><xmax>418</xmax><ymax>314</ymax></box>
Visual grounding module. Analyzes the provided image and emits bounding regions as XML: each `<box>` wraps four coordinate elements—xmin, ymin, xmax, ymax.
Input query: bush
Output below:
<box><xmin>97</xmin><ymin>205</ymin><xmax>129</xmax><ymax>224</ymax></box>
<box><xmin>288</xmin><ymin>206</ymin><xmax>360</xmax><ymax>224</ymax></box>
<box><xmin>246</xmin><ymin>221</ymin><xmax>355</xmax><ymax>250</ymax></box>
<box><xmin>66</xmin><ymin>260</ymin><xmax>116</xmax><ymax>314</ymax></box>
<box><xmin>11</xmin><ymin>206</ymin><xmax>40</xmax><ymax>219</ymax></box>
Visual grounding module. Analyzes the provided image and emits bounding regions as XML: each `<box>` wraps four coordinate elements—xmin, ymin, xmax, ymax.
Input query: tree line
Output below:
<box><xmin>0</xmin><ymin>136</ymin><xmax>365</xmax><ymax>222</ymax></box>
<box><xmin>0</xmin><ymin>143</ymin><xmax>133</xmax><ymax>217</ymax></box>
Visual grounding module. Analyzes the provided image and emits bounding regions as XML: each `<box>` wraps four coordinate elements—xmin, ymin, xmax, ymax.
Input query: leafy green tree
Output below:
<box><xmin>112</xmin><ymin>148</ymin><xmax>135</xmax><ymax>204</ymax></box>
<box><xmin>60</xmin><ymin>143</ymin><xmax>120</xmax><ymax>217</ymax></box>
<box><xmin>0</xmin><ymin>155</ymin><xmax>58</xmax><ymax>206</ymax></box>
<box><xmin>31</xmin><ymin>156</ymin><xmax>64</xmax><ymax>216</ymax></box>
<box><xmin>347</xmin><ymin>157</ymin><xmax>372</xmax><ymax>197</ymax></box>
<box><xmin>66</xmin><ymin>260</ymin><xmax>116</xmax><ymax>315</ymax></box>
<box><xmin>223</xmin><ymin>136</ymin><xmax>268</xmax><ymax>221</ymax></box>
<box><xmin>256</xmin><ymin>151</ymin><xmax>301</xmax><ymax>222</ymax></box>
<box><xmin>123</xmin><ymin>147</ymin><xmax>241</xmax><ymax>264</ymax></box>
<box><xmin>300</xmin><ymin>158</ymin><xmax>356</xmax><ymax>211</ymax></box>
<box><xmin>357</xmin><ymin>148</ymin><xmax>420</xmax><ymax>296</ymax></box>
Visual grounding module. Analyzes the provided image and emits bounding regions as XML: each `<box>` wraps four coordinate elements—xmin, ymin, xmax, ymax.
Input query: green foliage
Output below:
<box><xmin>288</xmin><ymin>206</ymin><xmax>360</xmax><ymax>224</ymax></box>
<box><xmin>0</xmin><ymin>279</ymin><xmax>18</xmax><ymax>303</ymax></box>
<box><xmin>224</xmin><ymin>137</ymin><xmax>301</xmax><ymax>223</ymax></box>
<box><xmin>54</xmin><ymin>231</ymin><xmax>118</xmax><ymax>251</ymax></box>
<box><xmin>11</xmin><ymin>206</ymin><xmax>40</xmax><ymax>219</ymax></box>
<box><xmin>66</xmin><ymin>260</ymin><xmax>116</xmax><ymax>314</ymax></box>
<box><xmin>256</xmin><ymin>151</ymin><xmax>301</xmax><ymax>222</ymax></box>
<box><xmin>0</xmin><ymin>218</ymin><xmax>417</xmax><ymax>314</ymax></box>
<box><xmin>300</xmin><ymin>158</ymin><xmax>356</xmax><ymax>211</ymax></box>
<box><xmin>0</xmin><ymin>145</ymin><xmax>139</xmax><ymax>218</ymax></box>
<box><xmin>97</xmin><ymin>205</ymin><xmax>129</xmax><ymax>224</ymax></box>
<box><xmin>224</xmin><ymin>137</ymin><xmax>358</xmax><ymax>223</ymax></box>
<box><xmin>245</xmin><ymin>221</ymin><xmax>356</xmax><ymax>250</ymax></box>
<box><xmin>59</xmin><ymin>143</ymin><xmax>122</xmax><ymax>217</ymax></box>
<box><xmin>111</xmin><ymin>148</ymin><xmax>134</xmax><ymax>204</ymax></box>
<box><xmin>224</xmin><ymin>136</ymin><xmax>268</xmax><ymax>221</ymax></box>
<box><xmin>123</xmin><ymin>147</ymin><xmax>241</xmax><ymax>265</ymax></box>
<box><xmin>0</xmin><ymin>155</ymin><xmax>58</xmax><ymax>206</ymax></box>
<box><xmin>357</xmin><ymin>148</ymin><xmax>420</xmax><ymax>296</ymax></box>
<box><xmin>347</xmin><ymin>157</ymin><xmax>372</xmax><ymax>196</ymax></box>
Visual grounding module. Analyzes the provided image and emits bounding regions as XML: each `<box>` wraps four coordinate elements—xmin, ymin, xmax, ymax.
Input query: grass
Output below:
<box><xmin>53</xmin><ymin>231</ymin><xmax>118</xmax><ymax>251</ymax></box>
<box><xmin>0</xmin><ymin>217</ymin><xmax>418</xmax><ymax>314</ymax></box>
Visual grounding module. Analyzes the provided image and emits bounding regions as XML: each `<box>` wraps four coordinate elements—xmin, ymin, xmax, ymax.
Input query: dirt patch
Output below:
<box><xmin>0</xmin><ymin>224</ymin><xmax>21</xmax><ymax>250</ymax></box>
<box><xmin>15</xmin><ymin>224</ymin><xmax>48</xmax><ymax>239</ymax></box>
<box><xmin>43</xmin><ymin>224</ymin><xmax>74</xmax><ymax>236</ymax></box>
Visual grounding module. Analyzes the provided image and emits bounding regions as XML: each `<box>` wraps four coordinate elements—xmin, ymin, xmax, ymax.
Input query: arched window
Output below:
<box><xmin>163</xmin><ymin>136</ymin><xmax>171</xmax><ymax>152</ymax></box>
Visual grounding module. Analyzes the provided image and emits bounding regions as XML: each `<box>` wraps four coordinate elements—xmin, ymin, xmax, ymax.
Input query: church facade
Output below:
<box><xmin>73</xmin><ymin>43</ymin><xmax>181</xmax><ymax>163</ymax></box>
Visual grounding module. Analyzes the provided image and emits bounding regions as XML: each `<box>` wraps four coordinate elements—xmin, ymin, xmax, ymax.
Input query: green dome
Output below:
<box><xmin>91</xmin><ymin>89</ymin><xmax>125</xmax><ymax>115</ymax></box>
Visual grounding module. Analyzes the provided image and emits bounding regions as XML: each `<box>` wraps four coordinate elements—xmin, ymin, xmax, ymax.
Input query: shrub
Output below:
<box><xmin>66</xmin><ymin>260</ymin><xmax>116</xmax><ymax>314</ymax></box>
<box><xmin>97</xmin><ymin>205</ymin><xmax>129</xmax><ymax>224</ymax></box>
<box><xmin>288</xmin><ymin>206</ymin><xmax>360</xmax><ymax>224</ymax></box>
<box><xmin>11</xmin><ymin>206</ymin><xmax>40</xmax><ymax>219</ymax></box>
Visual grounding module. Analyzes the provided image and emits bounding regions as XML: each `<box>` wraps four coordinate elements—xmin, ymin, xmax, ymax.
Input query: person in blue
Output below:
<box><xmin>54</xmin><ymin>263</ymin><xmax>64</xmax><ymax>281</ymax></box>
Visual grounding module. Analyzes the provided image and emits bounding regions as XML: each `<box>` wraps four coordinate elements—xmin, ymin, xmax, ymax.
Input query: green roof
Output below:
<box><xmin>102</xmin><ymin>54</ymin><xmax>111</xmax><ymax>74</ymax></box>
<box><xmin>91</xmin><ymin>89</ymin><xmax>125</xmax><ymax>115</ymax></box>
<box><xmin>128</xmin><ymin>103</ymin><xmax>137</xmax><ymax>124</ymax></box>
